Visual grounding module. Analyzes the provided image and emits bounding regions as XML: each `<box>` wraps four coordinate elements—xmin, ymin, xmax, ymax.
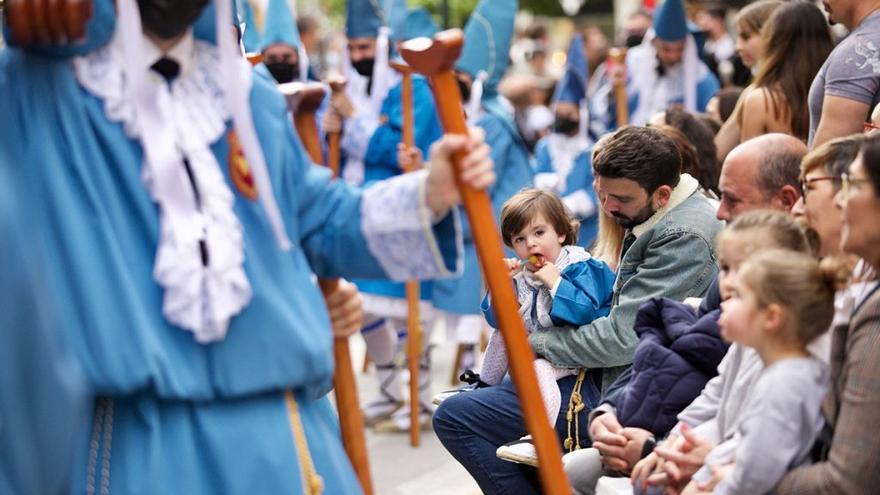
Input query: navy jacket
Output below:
<box><xmin>607</xmin><ymin>295</ymin><xmax>728</xmax><ymax>437</ymax></box>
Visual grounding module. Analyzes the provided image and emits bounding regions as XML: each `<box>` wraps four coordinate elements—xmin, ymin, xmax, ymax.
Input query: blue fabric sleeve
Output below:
<box><xmin>550</xmin><ymin>258</ymin><xmax>617</xmax><ymax>326</ymax></box>
<box><xmin>696</xmin><ymin>73</ymin><xmax>720</xmax><ymax>112</ymax></box>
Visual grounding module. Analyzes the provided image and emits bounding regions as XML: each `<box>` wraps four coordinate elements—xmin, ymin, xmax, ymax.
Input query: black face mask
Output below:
<box><xmin>457</xmin><ymin>77</ymin><xmax>472</xmax><ymax>103</ymax></box>
<box><xmin>266</xmin><ymin>62</ymin><xmax>297</xmax><ymax>84</ymax></box>
<box><xmin>137</xmin><ymin>0</ymin><xmax>210</xmax><ymax>40</ymax></box>
<box><xmin>553</xmin><ymin>117</ymin><xmax>580</xmax><ymax>136</ymax></box>
<box><xmin>352</xmin><ymin>58</ymin><xmax>375</xmax><ymax>77</ymax></box>
<box><xmin>625</xmin><ymin>32</ymin><xmax>645</xmax><ymax>48</ymax></box>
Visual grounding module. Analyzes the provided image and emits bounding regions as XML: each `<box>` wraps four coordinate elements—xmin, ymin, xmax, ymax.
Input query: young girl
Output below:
<box><xmin>481</xmin><ymin>189</ymin><xmax>616</xmax><ymax>466</ymax></box>
<box><xmin>684</xmin><ymin>250</ymin><xmax>840</xmax><ymax>494</ymax></box>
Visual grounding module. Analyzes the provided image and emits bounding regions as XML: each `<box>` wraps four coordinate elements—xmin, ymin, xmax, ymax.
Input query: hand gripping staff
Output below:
<box><xmin>280</xmin><ymin>81</ymin><xmax>375</xmax><ymax>495</ymax></box>
<box><xmin>399</xmin><ymin>30</ymin><xmax>572</xmax><ymax>495</ymax></box>
<box><xmin>608</xmin><ymin>47</ymin><xmax>629</xmax><ymax>127</ymax></box>
<box><xmin>389</xmin><ymin>60</ymin><xmax>424</xmax><ymax>447</ymax></box>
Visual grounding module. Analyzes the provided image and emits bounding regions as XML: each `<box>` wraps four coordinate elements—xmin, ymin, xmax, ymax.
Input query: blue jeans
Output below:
<box><xmin>433</xmin><ymin>372</ymin><xmax>603</xmax><ymax>494</ymax></box>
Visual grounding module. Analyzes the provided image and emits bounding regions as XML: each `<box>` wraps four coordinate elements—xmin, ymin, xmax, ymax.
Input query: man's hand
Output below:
<box><xmin>397</xmin><ymin>143</ymin><xmax>424</xmax><ymax>172</ymax></box>
<box><xmin>533</xmin><ymin>261</ymin><xmax>560</xmax><ymax>288</ymax></box>
<box><xmin>320</xmin><ymin>279</ymin><xmax>364</xmax><ymax>339</ymax></box>
<box><xmin>329</xmin><ymin>91</ymin><xmax>355</xmax><ymax>119</ymax></box>
<box><xmin>631</xmin><ymin>434</ymin><xmax>680</xmax><ymax>491</ymax></box>
<box><xmin>590</xmin><ymin>413</ymin><xmax>630</xmax><ymax>472</ymax></box>
<box><xmin>322</xmin><ymin>109</ymin><xmax>343</xmax><ymax>134</ymax></box>
<box><xmin>424</xmin><ymin>128</ymin><xmax>494</xmax><ymax>216</ymax></box>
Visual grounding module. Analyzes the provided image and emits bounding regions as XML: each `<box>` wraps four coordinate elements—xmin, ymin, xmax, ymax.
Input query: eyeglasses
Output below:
<box><xmin>800</xmin><ymin>176</ymin><xmax>840</xmax><ymax>195</ymax></box>
<box><xmin>840</xmin><ymin>173</ymin><xmax>872</xmax><ymax>197</ymax></box>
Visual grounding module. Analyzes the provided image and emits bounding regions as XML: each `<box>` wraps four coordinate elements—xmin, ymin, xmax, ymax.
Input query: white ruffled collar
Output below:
<box><xmin>72</xmin><ymin>31</ymin><xmax>252</xmax><ymax>343</ymax></box>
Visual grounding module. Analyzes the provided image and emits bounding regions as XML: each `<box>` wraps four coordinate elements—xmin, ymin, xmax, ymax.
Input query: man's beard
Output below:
<box><xmin>611</xmin><ymin>202</ymin><xmax>656</xmax><ymax>229</ymax></box>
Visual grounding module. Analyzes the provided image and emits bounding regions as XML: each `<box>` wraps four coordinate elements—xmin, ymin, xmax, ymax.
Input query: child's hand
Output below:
<box><xmin>504</xmin><ymin>258</ymin><xmax>522</xmax><ymax>278</ymax></box>
<box><xmin>397</xmin><ymin>143</ymin><xmax>423</xmax><ymax>172</ymax></box>
<box><xmin>533</xmin><ymin>262</ymin><xmax>560</xmax><ymax>288</ymax></box>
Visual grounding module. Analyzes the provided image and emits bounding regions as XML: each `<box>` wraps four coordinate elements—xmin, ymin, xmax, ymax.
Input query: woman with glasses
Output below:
<box><xmin>777</xmin><ymin>133</ymin><xmax>880</xmax><ymax>493</ymax></box>
<box><xmin>793</xmin><ymin>136</ymin><xmax>863</xmax><ymax>258</ymax></box>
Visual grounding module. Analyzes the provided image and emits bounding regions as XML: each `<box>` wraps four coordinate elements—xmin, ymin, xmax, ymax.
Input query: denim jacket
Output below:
<box><xmin>529</xmin><ymin>174</ymin><xmax>722</xmax><ymax>390</ymax></box>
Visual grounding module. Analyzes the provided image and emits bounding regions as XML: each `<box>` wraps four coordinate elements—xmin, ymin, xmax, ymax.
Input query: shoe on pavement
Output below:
<box><xmin>496</xmin><ymin>435</ymin><xmax>539</xmax><ymax>467</ymax></box>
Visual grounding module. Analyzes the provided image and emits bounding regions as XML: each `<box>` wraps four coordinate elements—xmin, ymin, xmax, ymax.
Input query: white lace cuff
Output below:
<box><xmin>361</xmin><ymin>170</ymin><xmax>462</xmax><ymax>281</ymax></box>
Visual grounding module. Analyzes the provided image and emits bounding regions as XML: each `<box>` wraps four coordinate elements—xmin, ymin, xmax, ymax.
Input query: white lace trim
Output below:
<box><xmin>72</xmin><ymin>37</ymin><xmax>252</xmax><ymax>343</ymax></box>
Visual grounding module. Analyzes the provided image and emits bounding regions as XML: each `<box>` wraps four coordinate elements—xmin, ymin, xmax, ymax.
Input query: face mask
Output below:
<box><xmin>352</xmin><ymin>58</ymin><xmax>375</xmax><ymax>77</ymax></box>
<box><xmin>457</xmin><ymin>77</ymin><xmax>472</xmax><ymax>103</ymax></box>
<box><xmin>553</xmin><ymin>116</ymin><xmax>579</xmax><ymax>136</ymax></box>
<box><xmin>137</xmin><ymin>0</ymin><xmax>210</xmax><ymax>40</ymax></box>
<box><xmin>625</xmin><ymin>33</ymin><xmax>645</xmax><ymax>48</ymax></box>
<box><xmin>266</xmin><ymin>62</ymin><xmax>297</xmax><ymax>84</ymax></box>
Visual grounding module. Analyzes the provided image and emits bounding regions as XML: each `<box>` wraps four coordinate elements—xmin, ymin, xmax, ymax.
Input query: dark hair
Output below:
<box><xmin>592</xmin><ymin>126</ymin><xmax>681</xmax><ymax>193</ymax></box>
<box><xmin>703</xmin><ymin>3</ymin><xmax>727</xmax><ymax>20</ymax></box>
<box><xmin>857</xmin><ymin>133</ymin><xmax>880</xmax><ymax>192</ymax></box>
<box><xmin>501</xmin><ymin>189</ymin><xmax>580</xmax><ymax>247</ymax></box>
<box><xmin>654</xmin><ymin>125</ymin><xmax>701</xmax><ymax>188</ymax></box>
<box><xmin>752</xmin><ymin>1</ymin><xmax>833</xmax><ymax>140</ymax></box>
<box><xmin>801</xmin><ymin>135</ymin><xmax>863</xmax><ymax>190</ymax></box>
<box><xmin>698</xmin><ymin>113</ymin><xmax>722</xmax><ymax>135</ymax></box>
<box><xmin>297</xmin><ymin>15</ymin><xmax>318</xmax><ymax>35</ymax></box>
<box><xmin>664</xmin><ymin>108</ymin><xmax>720</xmax><ymax>194</ymax></box>
<box><xmin>716</xmin><ymin>87</ymin><xmax>743</xmax><ymax>122</ymax></box>
<box><xmin>757</xmin><ymin>141</ymin><xmax>804</xmax><ymax>199</ymax></box>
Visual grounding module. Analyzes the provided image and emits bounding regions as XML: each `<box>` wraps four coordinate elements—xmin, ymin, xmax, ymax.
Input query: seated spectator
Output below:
<box><xmin>776</xmin><ymin>133</ymin><xmax>880</xmax><ymax>493</ymax></box>
<box><xmin>565</xmin><ymin>210</ymin><xmax>811</xmax><ymax>495</ymax></box>
<box><xmin>681</xmin><ymin>249</ymin><xmax>839</xmax><ymax>494</ymax></box>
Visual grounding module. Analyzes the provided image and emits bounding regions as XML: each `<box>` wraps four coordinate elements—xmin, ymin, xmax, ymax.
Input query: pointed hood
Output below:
<box><xmin>262</xmin><ymin>0</ymin><xmax>301</xmax><ymax>49</ymax></box>
<box><xmin>238</xmin><ymin>0</ymin><xmax>263</xmax><ymax>53</ymax></box>
<box><xmin>456</xmin><ymin>0</ymin><xmax>517</xmax><ymax>98</ymax></box>
<box><xmin>552</xmin><ymin>33</ymin><xmax>588</xmax><ymax>105</ymax></box>
<box><xmin>346</xmin><ymin>0</ymin><xmax>384</xmax><ymax>38</ymax></box>
<box><xmin>384</xmin><ymin>0</ymin><xmax>409</xmax><ymax>42</ymax></box>
<box><xmin>653</xmin><ymin>0</ymin><xmax>689</xmax><ymax>41</ymax></box>
<box><xmin>397</xmin><ymin>8</ymin><xmax>438</xmax><ymax>42</ymax></box>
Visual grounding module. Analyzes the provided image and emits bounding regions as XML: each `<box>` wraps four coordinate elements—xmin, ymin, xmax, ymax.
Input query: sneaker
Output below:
<box><xmin>433</xmin><ymin>369</ymin><xmax>491</xmax><ymax>406</ymax></box>
<box><xmin>496</xmin><ymin>436</ymin><xmax>539</xmax><ymax>467</ymax></box>
<box><xmin>362</xmin><ymin>398</ymin><xmax>404</xmax><ymax>427</ymax></box>
<box><xmin>432</xmin><ymin>385</ymin><xmax>477</xmax><ymax>406</ymax></box>
<box><xmin>372</xmin><ymin>403</ymin><xmax>434</xmax><ymax>433</ymax></box>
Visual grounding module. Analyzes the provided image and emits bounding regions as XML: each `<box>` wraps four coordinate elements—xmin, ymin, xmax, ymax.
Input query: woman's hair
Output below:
<box><xmin>735</xmin><ymin>0</ymin><xmax>783</xmax><ymax>38</ymax></box>
<box><xmin>719</xmin><ymin>209</ymin><xmax>812</xmax><ymax>255</ymax></box>
<box><xmin>739</xmin><ymin>249</ymin><xmax>843</xmax><ymax>345</ymax></box>
<box><xmin>857</xmin><ymin>132</ymin><xmax>880</xmax><ymax>192</ymax></box>
<box><xmin>715</xmin><ymin>87</ymin><xmax>743</xmax><ymax>123</ymax></box>
<box><xmin>663</xmin><ymin>108</ymin><xmax>720</xmax><ymax>195</ymax></box>
<box><xmin>801</xmin><ymin>135</ymin><xmax>864</xmax><ymax>188</ymax></box>
<box><xmin>500</xmin><ymin>189</ymin><xmax>579</xmax><ymax>248</ymax></box>
<box><xmin>654</xmin><ymin>125</ymin><xmax>701</xmax><ymax>187</ymax></box>
<box><xmin>751</xmin><ymin>1</ymin><xmax>833</xmax><ymax>140</ymax></box>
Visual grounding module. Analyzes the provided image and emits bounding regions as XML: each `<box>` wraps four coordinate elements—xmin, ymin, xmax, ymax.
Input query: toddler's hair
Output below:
<box><xmin>718</xmin><ymin>209</ymin><xmax>811</xmax><ymax>254</ymax></box>
<box><xmin>739</xmin><ymin>249</ymin><xmax>844</xmax><ymax>345</ymax></box>
<box><xmin>501</xmin><ymin>189</ymin><xmax>579</xmax><ymax>247</ymax></box>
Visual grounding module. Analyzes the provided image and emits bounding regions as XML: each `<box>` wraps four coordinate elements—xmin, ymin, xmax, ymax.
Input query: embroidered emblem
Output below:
<box><xmin>228</xmin><ymin>130</ymin><xmax>258</xmax><ymax>200</ymax></box>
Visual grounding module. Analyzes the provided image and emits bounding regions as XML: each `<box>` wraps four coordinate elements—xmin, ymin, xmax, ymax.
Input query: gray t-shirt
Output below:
<box><xmin>697</xmin><ymin>356</ymin><xmax>828</xmax><ymax>495</ymax></box>
<box><xmin>808</xmin><ymin>10</ymin><xmax>880</xmax><ymax>145</ymax></box>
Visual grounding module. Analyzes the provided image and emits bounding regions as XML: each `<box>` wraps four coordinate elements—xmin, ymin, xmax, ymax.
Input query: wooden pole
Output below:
<box><xmin>326</xmin><ymin>78</ymin><xmax>347</xmax><ymax>178</ymax></box>
<box><xmin>280</xmin><ymin>82</ymin><xmax>375</xmax><ymax>495</ymax></box>
<box><xmin>608</xmin><ymin>47</ymin><xmax>629</xmax><ymax>128</ymax></box>
<box><xmin>390</xmin><ymin>61</ymin><xmax>423</xmax><ymax>447</ymax></box>
<box><xmin>400</xmin><ymin>30</ymin><xmax>572</xmax><ymax>495</ymax></box>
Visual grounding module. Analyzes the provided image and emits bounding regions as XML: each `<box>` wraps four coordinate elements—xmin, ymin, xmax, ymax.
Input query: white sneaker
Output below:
<box><xmin>495</xmin><ymin>435</ymin><xmax>539</xmax><ymax>467</ymax></box>
<box><xmin>362</xmin><ymin>398</ymin><xmax>403</xmax><ymax>426</ymax></box>
<box><xmin>432</xmin><ymin>385</ymin><xmax>479</xmax><ymax>406</ymax></box>
<box><xmin>372</xmin><ymin>403</ymin><xmax>435</xmax><ymax>433</ymax></box>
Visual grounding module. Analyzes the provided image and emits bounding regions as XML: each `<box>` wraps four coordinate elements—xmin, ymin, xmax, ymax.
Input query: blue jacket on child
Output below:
<box><xmin>607</xmin><ymin>295</ymin><xmax>728</xmax><ymax>437</ymax></box>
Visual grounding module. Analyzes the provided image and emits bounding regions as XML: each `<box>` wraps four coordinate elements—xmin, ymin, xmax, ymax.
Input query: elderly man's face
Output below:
<box><xmin>716</xmin><ymin>150</ymin><xmax>768</xmax><ymax>222</ymax></box>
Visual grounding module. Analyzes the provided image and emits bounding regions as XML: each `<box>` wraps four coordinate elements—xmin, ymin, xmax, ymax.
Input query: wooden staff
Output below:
<box><xmin>246</xmin><ymin>52</ymin><xmax>264</xmax><ymax>66</ymax></box>
<box><xmin>326</xmin><ymin>77</ymin><xmax>347</xmax><ymax>178</ymax></box>
<box><xmin>5</xmin><ymin>0</ymin><xmax>91</xmax><ymax>46</ymax></box>
<box><xmin>280</xmin><ymin>81</ymin><xmax>375</xmax><ymax>495</ymax></box>
<box><xmin>390</xmin><ymin>60</ymin><xmax>423</xmax><ymax>447</ymax></box>
<box><xmin>399</xmin><ymin>30</ymin><xmax>572</xmax><ymax>495</ymax></box>
<box><xmin>608</xmin><ymin>47</ymin><xmax>629</xmax><ymax>127</ymax></box>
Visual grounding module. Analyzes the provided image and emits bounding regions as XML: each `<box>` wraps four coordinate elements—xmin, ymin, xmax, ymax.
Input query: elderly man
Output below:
<box><xmin>716</xmin><ymin>133</ymin><xmax>806</xmax><ymax>222</ymax></box>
